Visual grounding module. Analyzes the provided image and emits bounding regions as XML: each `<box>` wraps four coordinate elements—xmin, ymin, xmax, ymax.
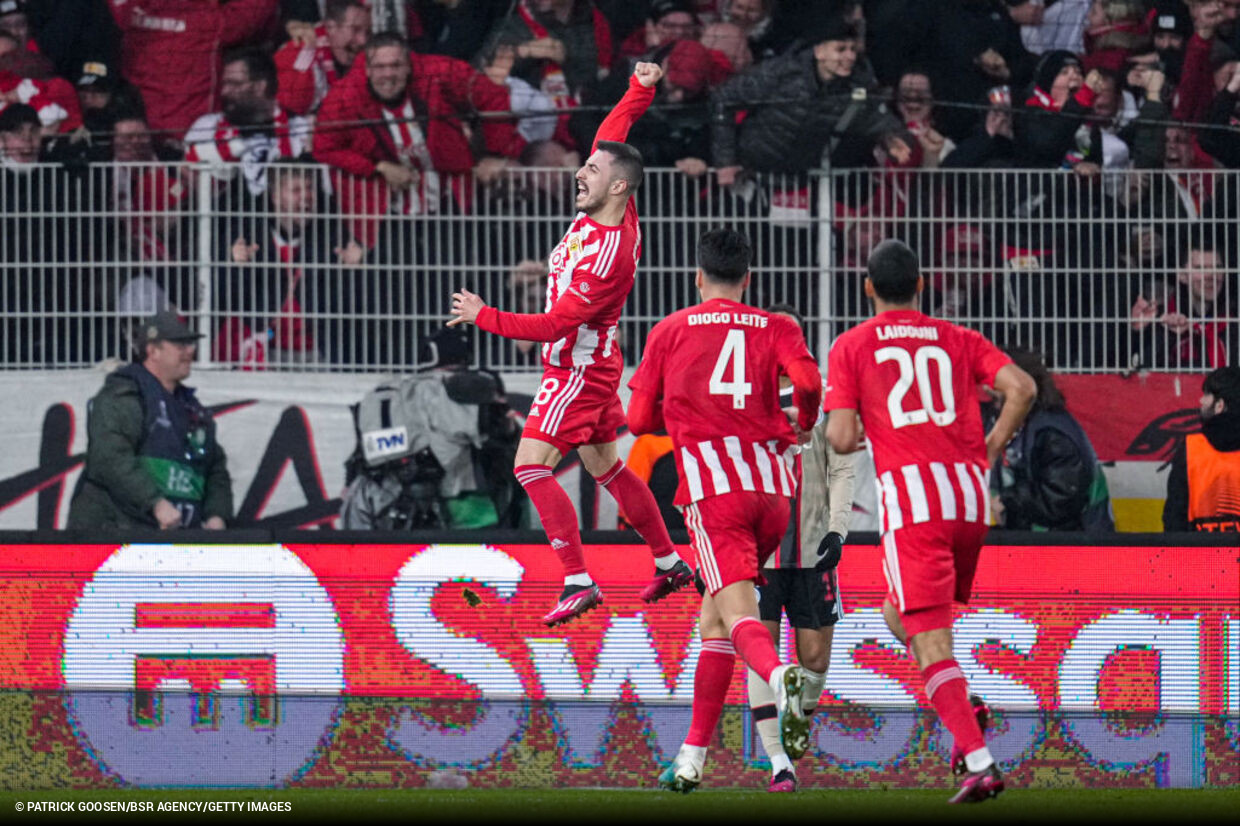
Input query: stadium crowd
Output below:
<box><xmin>0</xmin><ymin>0</ymin><xmax>1237</xmax><ymax>371</ymax></box>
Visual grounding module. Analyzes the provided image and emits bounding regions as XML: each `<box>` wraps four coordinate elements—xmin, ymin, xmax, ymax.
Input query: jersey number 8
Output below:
<box><xmin>875</xmin><ymin>345</ymin><xmax>956</xmax><ymax>429</ymax></box>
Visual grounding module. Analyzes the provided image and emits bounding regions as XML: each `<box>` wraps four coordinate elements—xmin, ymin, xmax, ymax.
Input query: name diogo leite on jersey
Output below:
<box><xmin>686</xmin><ymin>312</ymin><xmax>770</xmax><ymax>328</ymax></box>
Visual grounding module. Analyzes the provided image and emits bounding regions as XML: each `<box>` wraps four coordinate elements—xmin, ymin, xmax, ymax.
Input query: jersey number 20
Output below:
<box><xmin>710</xmin><ymin>329</ymin><xmax>752</xmax><ymax>410</ymax></box>
<box><xmin>875</xmin><ymin>345</ymin><xmax>956</xmax><ymax>428</ymax></box>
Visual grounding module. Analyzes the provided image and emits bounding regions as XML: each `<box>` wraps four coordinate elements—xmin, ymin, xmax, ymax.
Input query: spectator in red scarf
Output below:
<box><xmin>108</xmin><ymin>0</ymin><xmax>278</xmax><ymax>143</ymax></box>
<box><xmin>1082</xmin><ymin>0</ymin><xmax>1152</xmax><ymax>73</ymax></box>
<box><xmin>1131</xmin><ymin>233</ymin><xmax>1238</xmax><ymax>368</ymax></box>
<box><xmin>480</xmin><ymin>0</ymin><xmax>613</xmax><ymax>149</ymax></box>
<box><xmin>1015</xmin><ymin>49</ymin><xmax>1104</xmax><ymax>166</ymax></box>
<box><xmin>185</xmin><ymin>47</ymin><xmax>312</xmax><ymax>204</ymax></box>
<box><xmin>0</xmin><ymin>39</ymin><xmax>82</xmax><ymax>133</ymax></box>
<box><xmin>274</xmin><ymin>0</ymin><xmax>370</xmax><ymax>116</ymax></box>
<box><xmin>894</xmin><ymin>69</ymin><xmax>955</xmax><ymax>167</ymax></box>
<box><xmin>619</xmin><ymin>0</ymin><xmax>699</xmax><ymax>59</ymax></box>
<box><xmin>215</xmin><ymin>161</ymin><xmax>362</xmax><ymax>367</ymax></box>
<box><xmin>314</xmin><ymin>31</ymin><xmax>525</xmax><ymax>246</ymax></box>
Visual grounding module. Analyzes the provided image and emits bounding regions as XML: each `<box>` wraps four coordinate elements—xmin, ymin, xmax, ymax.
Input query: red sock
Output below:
<box><xmin>596</xmin><ymin>461</ymin><xmax>676</xmax><ymax>562</ymax></box>
<box><xmin>729</xmin><ymin>616</ymin><xmax>781</xmax><ymax>683</ymax></box>
<box><xmin>685</xmin><ymin>638</ymin><xmax>735</xmax><ymax>748</ymax></box>
<box><xmin>922</xmin><ymin>659</ymin><xmax>985</xmax><ymax>756</ymax></box>
<box><xmin>515</xmin><ymin>465</ymin><xmax>585</xmax><ymax>577</ymax></box>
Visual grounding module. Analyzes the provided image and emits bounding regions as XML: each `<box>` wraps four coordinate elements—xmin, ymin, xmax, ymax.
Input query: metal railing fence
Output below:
<box><xmin>1</xmin><ymin>162</ymin><xmax>1235</xmax><ymax>372</ymax></box>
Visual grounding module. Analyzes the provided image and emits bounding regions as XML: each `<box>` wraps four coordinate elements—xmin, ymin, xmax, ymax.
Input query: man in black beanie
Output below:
<box><xmin>1164</xmin><ymin>366</ymin><xmax>1240</xmax><ymax>531</ymax></box>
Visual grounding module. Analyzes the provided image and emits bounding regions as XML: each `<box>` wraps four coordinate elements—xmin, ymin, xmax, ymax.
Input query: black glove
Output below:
<box><xmin>816</xmin><ymin>531</ymin><xmax>844</xmax><ymax>570</ymax></box>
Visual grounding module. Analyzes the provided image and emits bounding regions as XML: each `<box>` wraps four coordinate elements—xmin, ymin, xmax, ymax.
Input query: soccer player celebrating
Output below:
<box><xmin>449</xmin><ymin>62</ymin><xmax>691</xmax><ymax>627</ymax></box>
<box><xmin>824</xmin><ymin>239</ymin><xmax>1036</xmax><ymax>804</ymax></box>
<box><xmin>628</xmin><ymin>229</ymin><xmax>822</xmax><ymax>792</ymax></box>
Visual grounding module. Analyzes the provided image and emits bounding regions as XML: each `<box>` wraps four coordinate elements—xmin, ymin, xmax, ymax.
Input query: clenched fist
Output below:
<box><xmin>634</xmin><ymin>62</ymin><xmax>663</xmax><ymax>88</ymax></box>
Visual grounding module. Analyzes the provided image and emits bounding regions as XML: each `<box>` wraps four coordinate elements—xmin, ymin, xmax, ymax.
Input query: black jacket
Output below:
<box><xmin>1164</xmin><ymin>409</ymin><xmax>1240</xmax><ymax>531</ymax></box>
<box><xmin>709</xmin><ymin>49</ymin><xmax>897</xmax><ymax>172</ymax></box>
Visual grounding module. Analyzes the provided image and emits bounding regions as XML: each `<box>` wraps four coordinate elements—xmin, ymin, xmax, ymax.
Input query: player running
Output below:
<box><xmin>449</xmin><ymin>62</ymin><xmax>691</xmax><ymax>627</ymax></box>
<box><xmin>748</xmin><ymin>303</ymin><xmax>860</xmax><ymax>793</ymax></box>
<box><xmin>824</xmin><ymin>239</ymin><xmax>1035</xmax><ymax>804</ymax></box>
<box><xmin>628</xmin><ymin>229</ymin><xmax>821</xmax><ymax>793</ymax></box>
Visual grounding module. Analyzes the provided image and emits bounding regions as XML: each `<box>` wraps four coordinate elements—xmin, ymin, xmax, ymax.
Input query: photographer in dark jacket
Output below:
<box><xmin>709</xmin><ymin>16</ymin><xmax>897</xmax><ymax>184</ymax></box>
<box><xmin>68</xmin><ymin>311</ymin><xmax>233</xmax><ymax>530</ymax></box>
<box><xmin>986</xmin><ymin>347</ymin><xmax>1114</xmax><ymax>533</ymax></box>
<box><xmin>1164</xmin><ymin>366</ymin><xmax>1240</xmax><ymax>532</ymax></box>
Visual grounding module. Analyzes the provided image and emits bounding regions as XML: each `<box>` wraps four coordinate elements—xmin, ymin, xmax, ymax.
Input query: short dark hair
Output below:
<box><xmin>698</xmin><ymin>228</ymin><xmax>752</xmax><ymax>284</ymax></box>
<box><xmin>1003</xmin><ymin>346</ymin><xmax>1064</xmax><ymax>412</ymax></box>
<box><xmin>1203</xmin><ymin>366</ymin><xmax>1240</xmax><ymax>410</ymax></box>
<box><xmin>765</xmin><ymin>302</ymin><xmax>804</xmax><ymax>328</ymax></box>
<box><xmin>325</xmin><ymin>0</ymin><xmax>366</xmax><ymax>23</ymax></box>
<box><xmin>596</xmin><ymin>140</ymin><xmax>644</xmax><ymax>194</ymax></box>
<box><xmin>0</xmin><ymin>101</ymin><xmax>38</xmax><ymax>133</ymax></box>
<box><xmin>223</xmin><ymin>47</ymin><xmax>278</xmax><ymax>97</ymax></box>
<box><xmin>867</xmin><ymin>239</ymin><xmax>920</xmax><ymax>303</ymax></box>
<box><xmin>366</xmin><ymin>31</ymin><xmax>408</xmax><ymax>58</ymax></box>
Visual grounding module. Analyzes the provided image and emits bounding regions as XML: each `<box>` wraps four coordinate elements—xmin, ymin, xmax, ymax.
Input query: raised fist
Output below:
<box><xmin>634</xmin><ymin>62</ymin><xmax>663</xmax><ymax>88</ymax></box>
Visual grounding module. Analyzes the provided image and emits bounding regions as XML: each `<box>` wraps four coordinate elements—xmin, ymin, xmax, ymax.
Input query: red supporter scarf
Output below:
<box><xmin>516</xmin><ymin>0</ymin><xmax>611</xmax><ymax>108</ymax></box>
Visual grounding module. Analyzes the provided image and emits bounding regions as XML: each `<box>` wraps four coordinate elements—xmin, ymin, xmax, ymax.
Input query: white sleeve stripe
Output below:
<box><xmin>954</xmin><ymin>462</ymin><xmax>978</xmax><ymax>523</ymax></box>
<box><xmin>681</xmin><ymin>447</ymin><xmax>705</xmax><ymax>502</ymax></box>
<box><xmin>595</xmin><ymin>231</ymin><xmax>618</xmax><ymax>276</ymax></box>
<box><xmin>930</xmin><ymin>462</ymin><xmax>957</xmax><ymax>521</ymax></box>
<box><xmin>723</xmin><ymin>436</ymin><xmax>755</xmax><ymax>492</ymax></box>
<box><xmin>901</xmin><ymin>464</ymin><xmax>931</xmax><ymax>524</ymax></box>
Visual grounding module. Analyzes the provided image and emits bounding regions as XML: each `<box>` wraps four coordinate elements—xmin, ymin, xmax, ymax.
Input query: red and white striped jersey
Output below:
<box><xmin>538</xmin><ymin>203</ymin><xmax>639</xmax><ymax>380</ymax></box>
<box><xmin>184</xmin><ymin>107</ymin><xmax>312</xmax><ymax>196</ymax></box>
<box><xmin>379</xmin><ymin>100</ymin><xmax>441</xmax><ymax>215</ymax></box>
<box><xmin>629</xmin><ymin>299</ymin><xmax>818</xmax><ymax>506</ymax></box>
<box><xmin>824</xmin><ymin>309</ymin><xmax>1011</xmax><ymax>533</ymax></box>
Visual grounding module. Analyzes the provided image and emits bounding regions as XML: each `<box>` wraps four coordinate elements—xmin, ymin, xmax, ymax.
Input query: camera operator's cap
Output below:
<box><xmin>76</xmin><ymin>60</ymin><xmax>117</xmax><ymax>91</ymax></box>
<box><xmin>141</xmin><ymin>310</ymin><xmax>203</xmax><ymax>344</ymax></box>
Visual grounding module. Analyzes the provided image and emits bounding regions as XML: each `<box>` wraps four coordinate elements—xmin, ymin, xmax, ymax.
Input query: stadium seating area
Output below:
<box><xmin>0</xmin><ymin>0</ymin><xmax>1237</xmax><ymax>371</ymax></box>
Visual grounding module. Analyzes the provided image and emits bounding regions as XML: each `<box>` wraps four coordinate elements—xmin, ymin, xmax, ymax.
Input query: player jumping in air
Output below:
<box><xmin>824</xmin><ymin>239</ymin><xmax>1035</xmax><ymax>803</ymax></box>
<box><xmin>628</xmin><ymin>229</ymin><xmax>822</xmax><ymax>793</ymax></box>
<box><xmin>449</xmin><ymin>62</ymin><xmax>691</xmax><ymax>627</ymax></box>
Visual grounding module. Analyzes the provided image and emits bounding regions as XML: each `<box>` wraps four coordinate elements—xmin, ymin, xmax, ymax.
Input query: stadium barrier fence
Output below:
<box><xmin>2</xmin><ymin>163</ymin><xmax>1235</xmax><ymax>373</ymax></box>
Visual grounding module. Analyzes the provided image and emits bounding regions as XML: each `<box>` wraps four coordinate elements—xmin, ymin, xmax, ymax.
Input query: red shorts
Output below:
<box><xmin>683</xmin><ymin>491</ymin><xmax>791</xmax><ymax>595</ymax></box>
<box><xmin>524</xmin><ymin>367</ymin><xmax>626</xmax><ymax>455</ymax></box>
<box><xmin>881</xmin><ymin>520</ymin><xmax>990</xmax><ymax>616</ymax></box>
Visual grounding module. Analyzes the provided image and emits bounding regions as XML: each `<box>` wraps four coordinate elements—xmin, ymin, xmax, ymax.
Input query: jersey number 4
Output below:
<box><xmin>875</xmin><ymin>345</ymin><xmax>956</xmax><ymax>428</ymax></box>
<box><xmin>710</xmin><ymin>329</ymin><xmax>752</xmax><ymax>410</ymax></box>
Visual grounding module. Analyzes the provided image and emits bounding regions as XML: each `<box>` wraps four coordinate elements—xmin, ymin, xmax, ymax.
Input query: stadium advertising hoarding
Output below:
<box><xmin>0</xmin><ymin>371</ymin><xmax>1210</xmax><ymax>533</ymax></box>
<box><xmin>0</xmin><ymin>540</ymin><xmax>1236</xmax><ymax>789</ymax></box>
